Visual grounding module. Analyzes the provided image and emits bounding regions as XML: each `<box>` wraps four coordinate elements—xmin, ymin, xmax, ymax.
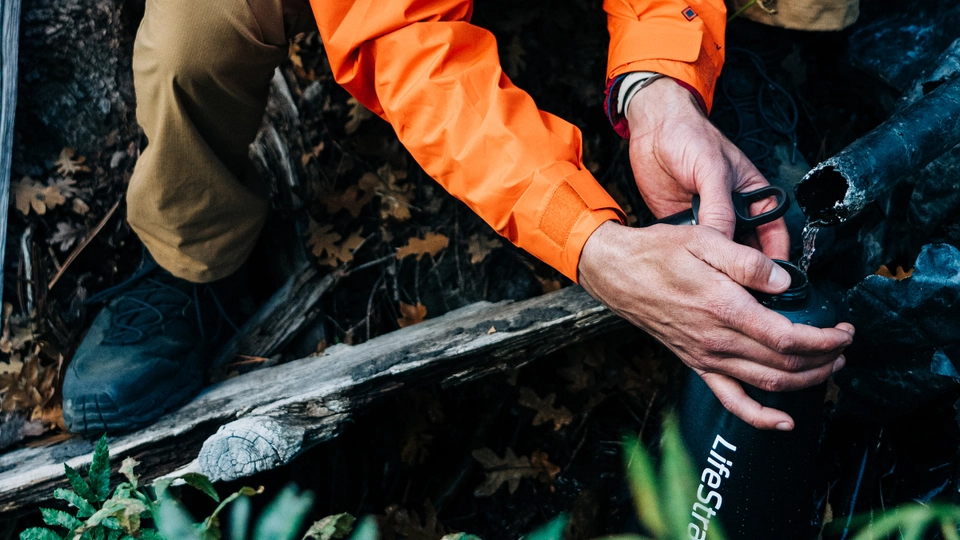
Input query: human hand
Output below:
<box><xmin>625</xmin><ymin>77</ymin><xmax>789</xmax><ymax>259</ymax></box>
<box><xmin>578</xmin><ymin>222</ymin><xmax>855</xmax><ymax>430</ymax></box>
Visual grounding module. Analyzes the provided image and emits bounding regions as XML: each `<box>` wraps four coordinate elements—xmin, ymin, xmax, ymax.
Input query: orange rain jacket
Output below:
<box><xmin>310</xmin><ymin>0</ymin><xmax>726</xmax><ymax>281</ymax></box>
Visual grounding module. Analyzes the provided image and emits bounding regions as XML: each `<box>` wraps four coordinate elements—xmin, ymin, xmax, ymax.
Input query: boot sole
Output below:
<box><xmin>63</xmin><ymin>376</ymin><xmax>202</xmax><ymax>435</ymax></box>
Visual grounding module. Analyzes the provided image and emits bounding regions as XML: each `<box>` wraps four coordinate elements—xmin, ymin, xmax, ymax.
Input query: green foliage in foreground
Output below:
<box><xmin>617</xmin><ymin>416</ymin><xmax>725</xmax><ymax>540</ymax></box>
<box><xmin>19</xmin><ymin>422</ymin><xmax>960</xmax><ymax>540</ymax></box>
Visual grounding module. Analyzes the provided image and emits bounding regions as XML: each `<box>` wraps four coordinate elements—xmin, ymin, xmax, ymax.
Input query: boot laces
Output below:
<box><xmin>86</xmin><ymin>259</ymin><xmax>240</xmax><ymax>346</ymax></box>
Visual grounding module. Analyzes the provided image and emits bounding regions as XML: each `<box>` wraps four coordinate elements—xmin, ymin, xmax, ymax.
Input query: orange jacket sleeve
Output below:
<box><xmin>310</xmin><ymin>0</ymin><xmax>626</xmax><ymax>282</ymax></box>
<box><xmin>605</xmin><ymin>0</ymin><xmax>727</xmax><ymax>111</ymax></box>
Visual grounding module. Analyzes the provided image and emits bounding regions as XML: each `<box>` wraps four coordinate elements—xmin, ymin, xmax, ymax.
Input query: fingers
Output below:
<box><xmin>727</xmin><ymin>143</ymin><xmax>791</xmax><ymax>259</ymax></box>
<box><xmin>755</xmin><ymin>218</ymin><xmax>791</xmax><ymax>261</ymax></box>
<box><xmin>748</xmin><ymin>312</ymin><xmax>855</xmax><ymax>356</ymax></box>
<box><xmin>688</xmin><ymin>230</ymin><xmax>792</xmax><ymax>294</ymax></box>
<box><xmin>694</xmin><ymin>168</ymin><xmax>738</xmax><ymax>239</ymax></box>
<box><xmin>703</xmin><ymin>354</ymin><xmax>844</xmax><ymax>393</ymax></box>
<box><xmin>705</xmin><ymin>327</ymin><xmax>847</xmax><ymax>372</ymax></box>
<box><xmin>700</xmin><ymin>373</ymin><xmax>795</xmax><ymax>430</ymax></box>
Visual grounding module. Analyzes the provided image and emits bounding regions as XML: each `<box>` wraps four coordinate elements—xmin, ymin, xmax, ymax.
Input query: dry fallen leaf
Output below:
<box><xmin>307</xmin><ymin>221</ymin><xmax>365</xmax><ymax>268</ymax></box>
<box><xmin>530</xmin><ymin>450</ymin><xmax>561</xmax><ymax>484</ymax></box>
<box><xmin>288</xmin><ymin>37</ymin><xmax>318</xmax><ymax>80</ymax></box>
<box><xmin>376</xmin><ymin>164</ymin><xmax>412</xmax><ymax>222</ymax></box>
<box><xmin>471</xmin><ymin>447</ymin><xmax>538</xmax><ymax>496</ymax></box>
<box><xmin>72</xmin><ymin>198</ymin><xmax>90</xmax><ymax>215</ymax></box>
<box><xmin>345</xmin><ymin>97</ymin><xmax>374</xmax><ymax>135</ymax></box>
<box><xmin>50</xmin><ymin>222</ymin><xmax>86</xmax><ymax>252</ymax></box>
<box><xmin>1</xmin><ymin>346</ymin><xmax>63</xmax><ymax>432</ymax></box>
<box><xmin>12</xmin><ymin>177</ymin><xmax>70</xmax><ymax>216</ymax></box>
<box><xmin>561</xmin><ymin>344</ymin><xmax>605</xmax><ymax>394</ymax></box>
<box><xmin>55</xmin><ymin>147</ymin><xmax>91</xmax><ymax>177</ymax></box>
<box><xmin>379</xmin><ymin>502</ymin><xmax>448</xmax><ymax>540</ymax></box>
<box><xmin>397</xmin><ymin>302</ymin><xmax>427</xmax><ymax>328</ymax></box>
<box><xmin>466</xmin><ymin>234</ymin><xmax>501</xmax><ymax>265</ymax></box>
<box><xmin>518</xmin><ymin>387</ymin><xmax>573</xmax><ymax>430</ymax></box>
<box><xmin>876</xmin><ymin>265</ymin><xmax>914</xmax><ymax>280</ymax></box>
<box><xmin>537</xmin><ymin>277</ymin><xmax>562</xmax><ymax>294</ymax></box>
<box><xmin>302</xmin><ymin>141</ymin><xmax>325</xmax><ymax>166</ymax></box>
<box><xmin>322</xmin><ymin>173</ymin><xmax>378</xmax><ymax>217</ymax></box>
<box><xmin>307</xmin><ymin>221</ymin><xmax>341</xmax><ymax>257</ymax></box>
<box><xmin>396</xmin><ymin>232</ymin><xmax>449</xmax><ymax>261</ymax></box>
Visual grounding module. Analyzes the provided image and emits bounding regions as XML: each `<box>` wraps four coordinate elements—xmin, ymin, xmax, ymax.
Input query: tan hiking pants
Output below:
<box><xmin>129</xmin><ymin>0</ymin><xmax>313</xmax><ymax>283</ymax></box>
<box><xmin>729</xmin><ymin>0</ymin><xmax>860</xmax><ymax>30</ymax></box>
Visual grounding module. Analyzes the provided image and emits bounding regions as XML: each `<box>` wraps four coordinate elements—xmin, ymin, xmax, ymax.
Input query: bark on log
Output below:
<box><xmin>795</xmin><ymin>75</ymin><xmax>960</xmax><ymax>225</ymax></box>
<box><xmin>0</xmin><ymin>0</ymin><xmax>21</xmax><ymax>309</ymax></box>
<box><xmin>211</xmin><ymin>265</ymin><xmax>339</xmax><ymax>370</ymax></box>
<box><xmin>15</xmin><ymin>0</ymin><xmax>139</xmax><ymax>166</ymax></box>
<box><xmin>0</xmin><ymin>286</ymin><xmax>628</xmax><ymax>513</ymax></box>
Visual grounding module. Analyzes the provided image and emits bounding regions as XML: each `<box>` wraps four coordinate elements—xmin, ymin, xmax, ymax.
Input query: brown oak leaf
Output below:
<box><xmin>530</xmin><ymin>450</ymin><xmax>561</xmax><ymax>484</ymax></box>
<box><xmin>397</xmin><ymin>302</ymin><xmax>427</xmax><ymax>328</ymax></box>
<box><xmin>307</xmin><ymin>221</ymin><xmax>365</xmax><ymax>267</ymax></box>
<box><xmin>321</xmin><ymin>173</ymin><xmax>378</xmax><ymax>217</ymax></box>
<box><xmin>376</xmin><ymin>164</ymin><xmax>412</xmax><ymax>222</ymax></box>
<box><xmin>518</xmin><ymin>387</ymin><xmax>573</xmax><ymax>430</ymax></box>
<box><xmin>12</xmin><ymin>177</ymin><xmax>69</xmax><ymax>216</ymax></box>
<box><xmin>55</xmin><ymin>148</ymin><xmax>91</xmax><ymax>177</ymax></box>
<box><xmin>396</xmin><ymin>232</ymin><xmax>449</xmax><ymax>261</ymax></box>
<box><xmin>345</xmin><ymin>97</ymin><xmax>374</xmax><ymax>135</ymax></box>
<box><xmin>466</xmin><ymin>234</ymin><xmax>501</xmax><ymax>265</ymax></box>
<box><xmin>471</xmin><ymin>447</ymin><xmax>538</xmax><ymax>496</ymax></box>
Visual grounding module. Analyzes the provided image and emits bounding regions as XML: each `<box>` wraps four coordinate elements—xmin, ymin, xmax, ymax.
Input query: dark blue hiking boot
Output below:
<box><xmin>62</xmin><ymin>254</ymin><xmax>243</xmax><ymax>434</ymax></box>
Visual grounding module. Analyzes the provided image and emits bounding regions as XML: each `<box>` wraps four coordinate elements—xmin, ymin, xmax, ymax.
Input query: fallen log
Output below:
<box><xmin>795</xmin><ymin>74</ymin><xmax>960</xmax><ymax>225</ymax></box>
<box><xmin>0</xmin><ymin>285</ymin><xmax>627</xmax><ymax>514</ymax></box>
<box><xmin>210</xmin><ymin>265</ymin><xmax>340</xmax><ymax>370</ymax></box>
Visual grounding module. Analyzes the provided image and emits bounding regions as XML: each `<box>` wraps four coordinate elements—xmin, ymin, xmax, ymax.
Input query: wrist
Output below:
<box><xmin>625</xmin><ymin>77</ymin><xmax>704</xmax><ymax>135</ymax></box>
<box><xmin>578</xmin><ymin>220</ymin><xmax>627</xmax><ymax>285</ymax></box>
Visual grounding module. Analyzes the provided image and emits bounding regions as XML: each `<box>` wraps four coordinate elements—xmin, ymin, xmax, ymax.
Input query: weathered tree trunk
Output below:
<box><xmin>15</xmin><ymin>0</ymin><xmax>140</xmax><ymax>169</ymax></box>
<box><xmin>1</xmin><ymin>0</ymin><xmax>22</xmax><ymax>310</ymax></box>
<box><xmin>0</xmin><ymin>286</ymin><xmax>628</xmax><ymax>513</ymax></box>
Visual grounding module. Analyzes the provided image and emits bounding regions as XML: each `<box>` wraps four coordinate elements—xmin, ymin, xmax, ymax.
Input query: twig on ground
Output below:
<box><xmin>46</xmin><ymin>199</ymin><xmax>121</xmax><ymax>291</ymax></box>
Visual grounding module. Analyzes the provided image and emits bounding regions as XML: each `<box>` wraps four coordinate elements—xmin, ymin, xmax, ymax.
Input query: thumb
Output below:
<box><xmin>690</xmin><ymin>230</ymin><xmax>792</xmax><ymax>294</ymax></box>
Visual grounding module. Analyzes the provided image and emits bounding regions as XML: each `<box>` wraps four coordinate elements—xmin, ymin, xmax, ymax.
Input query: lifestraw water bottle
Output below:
<box><xmin>677</xmin><ymin>260</ymin><xmax>839</xmax><ymax>539</ymax></box>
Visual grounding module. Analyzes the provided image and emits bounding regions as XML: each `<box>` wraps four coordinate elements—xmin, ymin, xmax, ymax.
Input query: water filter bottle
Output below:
<box><xmin>677</xmin><ymin>260</ymin><xmax>839</xmax><ymax>540</ymax></box>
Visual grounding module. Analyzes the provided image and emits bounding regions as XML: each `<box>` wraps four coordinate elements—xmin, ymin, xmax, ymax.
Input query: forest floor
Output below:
<box><xmin>3</xmin><ymin>0</ymin><xmax>960</xmax><ymax>538</ymax></box>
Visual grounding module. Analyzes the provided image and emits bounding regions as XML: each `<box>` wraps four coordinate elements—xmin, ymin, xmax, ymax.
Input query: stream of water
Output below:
<box><xmin>798</xmin><ymin>223</ymin><xmax>820</xmax><ymax>275</ymax></box>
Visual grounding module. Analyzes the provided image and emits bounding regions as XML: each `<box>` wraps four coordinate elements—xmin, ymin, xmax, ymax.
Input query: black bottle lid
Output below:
<box><xmin>751</xmin><ymin>260</ymin><xmax>837</xmax><ymax>328</ymax></box>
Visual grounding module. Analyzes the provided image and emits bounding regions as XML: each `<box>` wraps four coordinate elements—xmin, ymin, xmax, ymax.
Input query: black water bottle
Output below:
<box><xmin>677</xmin><ymin>261</ymin><xmax>839</xmax><ymax>540</ymax></box>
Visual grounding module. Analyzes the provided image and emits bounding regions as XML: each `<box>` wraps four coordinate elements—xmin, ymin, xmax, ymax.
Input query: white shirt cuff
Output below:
<box><xmin>617</xmin><ymin>71</ymin><xmax>662</xmax><ymax>115</ymax></box>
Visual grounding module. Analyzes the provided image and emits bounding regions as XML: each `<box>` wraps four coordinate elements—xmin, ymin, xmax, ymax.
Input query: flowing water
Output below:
<box><xmin>798</xmin><ymin>223</ymin><xmax>820</xmax><ymax>275</ymax></box>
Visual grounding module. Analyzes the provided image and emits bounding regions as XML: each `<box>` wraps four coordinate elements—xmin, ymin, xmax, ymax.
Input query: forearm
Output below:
<box><xmin>312</xmin><ymin>0</ymin><xmax>625</xmax><ymax>280</ymax></box>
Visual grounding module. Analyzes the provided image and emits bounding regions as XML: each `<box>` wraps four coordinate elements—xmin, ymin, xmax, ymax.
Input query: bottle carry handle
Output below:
<box><xmin>653</xmin><ymin>185</ymin><xmax>790</xmax><ymax>239</ymax></box>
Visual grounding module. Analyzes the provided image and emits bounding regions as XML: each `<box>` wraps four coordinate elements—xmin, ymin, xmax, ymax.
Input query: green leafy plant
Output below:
<box><xmin>27</xmin><ymin>418</ymin><xmax>960</xmax><ymax>540</ymax></box>
<box><xmin>18</xmin><ymin>434</ymin><xmax>262</xmax><ymax>540</ymax></box>
<box><xmin>20</xmin><ymin>434</ymin><xmax>166</xmax><ymax>540</ymax></box>
<box><xmin>606</xmin><ymin>415</ymin><xmax>725</xmax><ymax>540</ymax></box>
<box><xmin>830</xmin><ymin>503</ymin><xmax>960</xmax><ymax>540</ymax></box>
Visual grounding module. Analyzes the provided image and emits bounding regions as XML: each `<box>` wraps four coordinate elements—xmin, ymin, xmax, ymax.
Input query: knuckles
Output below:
<box><xmin>755</xmin><ymin>372</ymin><xmax>789</xmax><ymax>392</ymax></box>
